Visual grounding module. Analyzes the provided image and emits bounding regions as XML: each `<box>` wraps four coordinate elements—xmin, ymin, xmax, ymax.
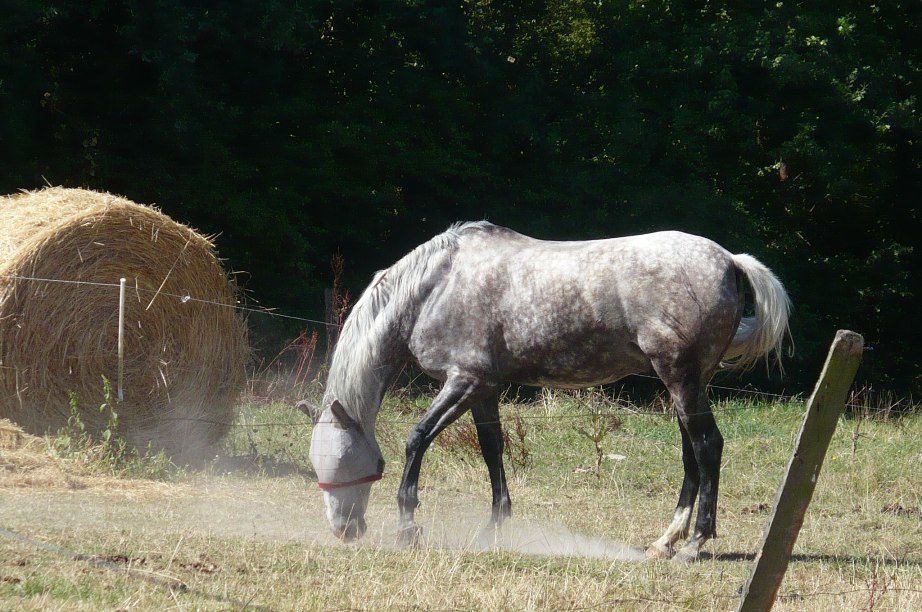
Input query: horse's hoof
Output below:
<box><xmin>477</xmin><ymin>522</ymin><xmax>503</xmax><ymax>547</ymax></box>
<box><xmin>672</xmin><ymin>546</ymin><xmax>699</xmax><ymax>564</ymax></box>
<box><xmin>395</xmin><ymin>524</ymin><xmax>421</xmax><ymax>547</ymax></box>
<box><xmin>645</xmin><ymin>543</ymin><xmax>674</xmax><ymax>559</ymax></box>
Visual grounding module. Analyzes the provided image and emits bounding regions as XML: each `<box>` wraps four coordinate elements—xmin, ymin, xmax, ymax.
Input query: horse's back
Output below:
<box><xmin>453</xmin><ymin>226</ymin><xmax>737</xmax><ymax>314</ymax></box>
<box><xmin>410</xmin><ymin>225</ymin><xmax>741</xmax><ymax>385</ymax></box>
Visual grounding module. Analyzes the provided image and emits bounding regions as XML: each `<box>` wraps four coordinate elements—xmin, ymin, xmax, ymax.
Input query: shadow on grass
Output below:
<box><xmin>702</xmin><ymin>551</ymin><xmax>922</xmax><ymax>568</ymax></box>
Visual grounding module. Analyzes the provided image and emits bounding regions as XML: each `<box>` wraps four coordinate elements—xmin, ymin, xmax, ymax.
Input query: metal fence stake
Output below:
<box><xmin>117</xmin><ymin>277</ymin><xmax>126</xmax><ymax>402</ymax></box>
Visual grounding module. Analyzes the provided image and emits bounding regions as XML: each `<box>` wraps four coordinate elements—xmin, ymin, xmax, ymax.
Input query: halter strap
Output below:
<box><xmin>317</xmin><ymin>472</ymin><xmax>383</xmax><ymax>490</ymax></box>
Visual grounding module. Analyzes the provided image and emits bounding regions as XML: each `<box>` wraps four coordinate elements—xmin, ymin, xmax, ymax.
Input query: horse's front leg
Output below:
<box><xmin>471</xmin><ymin>394</ymin><xmax>511</xmax><ymax>527</ymax></box>
<box><xmin>396</xmin><ymin>372</ymin><xmax>486</xmax><ymax>545</ymax></box>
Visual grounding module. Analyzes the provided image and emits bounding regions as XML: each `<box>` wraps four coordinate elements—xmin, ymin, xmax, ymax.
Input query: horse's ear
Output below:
<box><xmin>295</xmin><ymin>400</ymin><xmax>321</xmax><ymax>425</ymax></box>
<box><xmin>329</xmin><ymin>400</ymin><xmax>358</xmax><ymax>429</ymax></box>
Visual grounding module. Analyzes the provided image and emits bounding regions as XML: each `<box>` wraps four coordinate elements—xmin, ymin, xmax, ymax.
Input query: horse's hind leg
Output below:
<box><xmin>396</xmin><ymin>372</ymin><xmax>489</xmax><ymax>544</ymax></box>
<box><xmin>675</xmin><ymin>379</ymin><xmax>723</xmax><ymax>563</ymax></box>
<box><xmin>647</xmin><ymin>420</ymin><xmax>700</xmax><ymax>558</ymax></box>
<box><xmin>471</xmin><ymin>393</ymin><xmax>512</xmax><ymax>526</ymax></box>
<box><xmin>674</xmin><ymin>388</ymin><xmax>723</xmax><ymax>563</ymax></box>
<box><xmin>646</xmin><ymin>364</ymin><xmax>724</xmax><ymax>563</ymax></box>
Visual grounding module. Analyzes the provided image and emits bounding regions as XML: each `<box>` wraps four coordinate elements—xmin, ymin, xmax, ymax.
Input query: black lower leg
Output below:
<box><xmin>649</xmin><ymin>356</ymin><xmax>723</xmax><ymax>559</ymax></box>
<box><xmin>397</xmin><ymin>376</ymin><xmax>481</xmax><ymax>530</ymax></box>
<box><xmin>472</xmin><ymin>395</ymin><xmax>511</xmax><ymax>524</ymax></box>
<box><xmin>676</xmin><ymin>421</ymin><xmax>700</xmax><ymax>513</ymax></box>
<box><xmin>397</xmin><ymin>425</ymin><xmax>429</xmax><ymax>526</ymax></box>
<box><xmin>686</xmin><ymin>411</ymin><xmax>723</xmax><ymax>540</ymax></box>
<box><xmin>649</xmin><ymin>400</ymin><xmax>703</xmax><ymax>556</ymax></box>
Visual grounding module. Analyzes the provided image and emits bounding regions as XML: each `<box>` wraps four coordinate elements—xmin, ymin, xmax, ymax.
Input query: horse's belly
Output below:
<box><xmin>517</xmin><ymin>368</ymin><xmax>642</xmax><ymax>389</ymax></box>
<box><xmin>502</xmin><ymin>332</ymin><xmax>650</xmax><ymax>388</ymax></box>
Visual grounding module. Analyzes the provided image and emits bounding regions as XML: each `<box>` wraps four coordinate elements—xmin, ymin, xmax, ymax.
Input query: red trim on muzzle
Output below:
<box><xmin>317</xmin><ymin>472</ymin><xmax>383</xmax><ymax>490</ymax></box>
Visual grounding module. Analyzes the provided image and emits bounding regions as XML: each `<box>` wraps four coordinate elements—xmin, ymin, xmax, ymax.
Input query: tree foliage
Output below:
<box><xmin>2</xmin><ymin>1</ymin><xmax>918</xmax><ymax>393</ymax></box>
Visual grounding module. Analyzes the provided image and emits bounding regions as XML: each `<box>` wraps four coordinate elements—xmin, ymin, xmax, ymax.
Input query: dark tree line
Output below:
<box><xmin>1</xmin><ymin>1</ymin><xmax>919</xmax><ymax>394</ymax></box>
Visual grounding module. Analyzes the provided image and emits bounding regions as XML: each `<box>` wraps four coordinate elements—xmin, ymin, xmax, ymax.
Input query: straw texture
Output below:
<box><xmin>0</xmin><ymin>187</ymin><xmax>247</xmax><ymax>459</ymax></box>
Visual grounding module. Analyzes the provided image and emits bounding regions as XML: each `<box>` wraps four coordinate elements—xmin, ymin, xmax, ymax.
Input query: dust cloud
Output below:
<box><xmin>178</xmin><ymin>479</ymin><xmax>646</xmax><ymax>563</ymax></box>
<box><xmin>417</xmin><ymin>515</ymin><xmax>647</xmax><ymax>562</ymax></box>
<box><xmin>1</xmin><ymin>469</ymin><xmax>645</xmax><ymax>564</ymax></box>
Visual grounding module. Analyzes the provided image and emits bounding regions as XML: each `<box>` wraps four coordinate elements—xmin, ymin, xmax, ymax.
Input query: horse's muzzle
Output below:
<box><xmin>333</xmin><ymin>518</ymin><xmax>367</xmax><ymax>542</ymax></box>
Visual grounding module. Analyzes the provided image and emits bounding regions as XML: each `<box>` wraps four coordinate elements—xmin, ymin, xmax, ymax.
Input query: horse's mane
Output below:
<box><xmin>324</xmin><ymin>221</ymin><xmax>491</xmax><ymax>422</ymax></box>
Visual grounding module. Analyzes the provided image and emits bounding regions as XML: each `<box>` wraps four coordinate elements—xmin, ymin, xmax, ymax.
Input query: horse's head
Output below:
<box><xmin>300</xmin><ymin>399</ymin><xmax>383</xmax><ymax>541</ymax></box>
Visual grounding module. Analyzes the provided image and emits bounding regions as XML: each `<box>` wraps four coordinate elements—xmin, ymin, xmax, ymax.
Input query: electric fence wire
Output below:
<box><xmin>0</xmin><ymin>273</ymin><xmax>903</xmax><ymax>432</ymax></box>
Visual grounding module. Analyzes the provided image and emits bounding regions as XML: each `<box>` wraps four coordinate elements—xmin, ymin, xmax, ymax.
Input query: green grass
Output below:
<box><xmin>1</xmin><ymin>393</ymin><xmax>920</xmax><ymax>610</ymax></box>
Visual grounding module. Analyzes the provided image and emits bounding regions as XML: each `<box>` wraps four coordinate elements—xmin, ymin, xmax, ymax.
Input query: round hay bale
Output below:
<box><xmin>0</xmin><ymin>187</ymin><xmax>248</xmax><ymax>460</ymax></box>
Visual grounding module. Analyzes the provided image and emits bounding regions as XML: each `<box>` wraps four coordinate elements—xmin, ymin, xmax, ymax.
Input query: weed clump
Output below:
<box><xmin>573</xmin><ymin>400</ymin><xmax>623</xmax><ymax>476</ymax></box>
<box><xmin>436</xmin><ymin>420</ymin><xmax>481</xmax><ymax>461</ymax></box>
<box><xmin>432</xmin><ymin>405</ymin><xmax>532</xmax><ymax>473</ymax></box>
<box><xmin>52</xmin><ymin>377</ymin><xmax>175</xmax><ymax>480</ymax></box>
<box><xmin>503</xmin><ymin>409</ymin><xmax>531</xmax><ymax>473</ymax></box>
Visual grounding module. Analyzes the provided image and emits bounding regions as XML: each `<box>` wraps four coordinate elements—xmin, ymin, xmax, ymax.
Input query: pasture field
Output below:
<box><xmin>1</xmin><ymin>393</ymin><xmax>920</xmax><ymax>610</ymax></box>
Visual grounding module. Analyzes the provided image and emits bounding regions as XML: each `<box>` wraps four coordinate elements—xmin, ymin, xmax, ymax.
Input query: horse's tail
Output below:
<box><xmin>723</xmin><ymin>253</ymin><xmax>792</xmax><ymax>370</ymax></box>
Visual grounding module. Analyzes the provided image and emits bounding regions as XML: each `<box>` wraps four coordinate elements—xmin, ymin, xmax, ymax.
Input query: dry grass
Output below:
<box><xmin>0</xmin><ymin>395</ymin><xmax>920</xmax><ymax>610</ymax></box>
<box><xmin>0</xmin><ymin>187</ymin><xmax>248</xmax><ymax>460</ymax></box>
<box><xmin>0</xmin><ymin>419</ymin><xmax>183</xmax><ymax>495</ymax></box>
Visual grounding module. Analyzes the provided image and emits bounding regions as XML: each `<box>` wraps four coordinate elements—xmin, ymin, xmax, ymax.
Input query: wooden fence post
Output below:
<box><xmin>323</xmin><ymin>287</ymin><xmax>340</xmax><ymax>359</ymax></box>
<box><xmin>738</xmin><ymin>329</ymin><xmax>864</xmax><ymax>612</ymax></box>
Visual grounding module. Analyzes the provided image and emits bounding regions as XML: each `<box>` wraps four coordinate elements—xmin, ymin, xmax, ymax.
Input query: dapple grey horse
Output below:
<box><xmin>299</xmin><ymin>222</ymin><xmax>790</xmax><ymax>562</ymax></box>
